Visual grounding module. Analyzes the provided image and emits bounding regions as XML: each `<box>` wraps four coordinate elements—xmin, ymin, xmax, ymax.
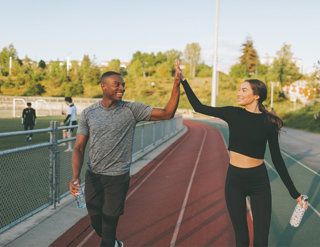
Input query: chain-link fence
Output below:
<box><xmin>0</xmin><ymin>114</ymin><xmax>183</xmax><ymax>233</ymax></box>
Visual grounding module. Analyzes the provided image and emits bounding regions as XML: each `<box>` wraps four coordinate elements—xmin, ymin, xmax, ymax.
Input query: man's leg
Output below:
<box><xmin>85</xmin><ymin>171</ymin><xmax>104</xmax><ymax>238</ymax></box>
<box><xmin>24</xmin><ymin>124</ymin><xmax>29</xmax><ymax>141</ymax></box>
<box><xmin>59</xmin><ymin>129</ymin><xmax>67</xmax><ymax>146</ymax></box>
<box><xmin>29</xmin><ymin>125</ymin><xmax>34</xmax><ymax>141</ymax></box>
<box><xmin>100</xmin><ymin>215</ymin><xmax>119</xmax><ymax>247</ymax></box>
<box><xmin>67</xmin><ymin>132</ymin><xmax>72</xmax><ymax>149</ymax></box>
<box><xmin>100</xmin><ymin>173</ymin><xmax>130</xmax><ymax>247</ymax></box>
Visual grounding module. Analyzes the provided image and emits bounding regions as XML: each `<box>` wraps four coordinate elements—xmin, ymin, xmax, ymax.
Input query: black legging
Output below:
<box><xmin>225</xmin><ymin>163</ymin><xmax>271</xmax><ymax>247</ymax></box>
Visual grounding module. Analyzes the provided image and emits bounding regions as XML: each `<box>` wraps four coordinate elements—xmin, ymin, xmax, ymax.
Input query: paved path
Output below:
<box><xmin>280</xmin><ymin>127</ymin><xmax>320</xmax><ymax>170</ymax></box>
<box><xmin>51</xmin><ymin>120</ymin><xmax>252</xmax><ymax>247</ymax></box>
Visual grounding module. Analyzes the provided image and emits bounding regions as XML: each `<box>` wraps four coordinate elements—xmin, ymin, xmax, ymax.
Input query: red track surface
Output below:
<box><xmin>51</xmin><ymin>120</ymin><xmax>253</xmax><ymax>247</ymax></box>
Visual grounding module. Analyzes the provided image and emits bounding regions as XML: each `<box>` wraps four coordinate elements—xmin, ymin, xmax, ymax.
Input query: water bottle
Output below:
<box><xmin>73</xmin><ymin>182</ymin><xmax>86</xmax><ymax>209</ymax></box>
<box><xmin>290</xmin><ymin>195</ymin><xmax>308</xmax><ymax>227</ymax></box>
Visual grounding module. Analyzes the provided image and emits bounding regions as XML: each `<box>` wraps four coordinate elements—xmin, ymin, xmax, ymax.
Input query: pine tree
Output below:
<box><xmin>239</xmin><ymin>37</ymin><xmax>258</xmax><ymax>76</ymax></box>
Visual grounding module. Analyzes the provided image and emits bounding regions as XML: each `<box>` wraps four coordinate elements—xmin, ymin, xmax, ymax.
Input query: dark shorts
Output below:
<box><xmin>84</xmin><ymin>171</ymin><xmax>130</xmax><ymax>216</ymax></box>
<box><xmin>66</xmin><ymin>120</ymin><xmax>77</xmax><ymax>133</ymax></box>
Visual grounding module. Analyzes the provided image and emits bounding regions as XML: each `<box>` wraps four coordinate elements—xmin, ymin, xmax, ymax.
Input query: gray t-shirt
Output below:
<box><xmin>77</xmin><ymin>100</ymin><xmax>153</xmax><ymax>176</ymax></box>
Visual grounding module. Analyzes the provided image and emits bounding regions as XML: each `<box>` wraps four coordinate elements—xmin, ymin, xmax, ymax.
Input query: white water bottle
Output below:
<box><xmin>290</xmin><ymin>195</ymin><xmax>308</xmax><ymax>227</ymax></box>
<box><xmin>73</xmin><ymin>182</ymin><xmax>86</xmax><ymax>209</ymax></box>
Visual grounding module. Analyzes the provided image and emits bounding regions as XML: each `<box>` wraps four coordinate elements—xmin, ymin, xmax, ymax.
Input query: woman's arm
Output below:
<box><xmin>268</xmin><ymin>128</ymin><xmax>301</xmax><ymax>199</ymax></box>
<box><xmin>180</xmin><ymin>78</ymin><xmax>232</xmax><ymax>121</ymax></box>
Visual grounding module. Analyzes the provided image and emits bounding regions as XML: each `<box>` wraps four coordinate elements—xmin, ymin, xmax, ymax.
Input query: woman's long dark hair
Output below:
<box><xmin>245</xmin><ymin>79</ymin><xmax>283</xmax><ymax>133</ymax></box>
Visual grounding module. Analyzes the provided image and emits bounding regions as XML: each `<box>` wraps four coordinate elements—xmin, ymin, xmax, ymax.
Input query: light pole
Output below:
<box><xmin>211</xmin><ymin>0</ymin><xmax>220</xmax><ymax>107</ymax></box>
<box><xmin>9</xmin><ymin>56</ymin><xmax>12</xmax><ymax>76</ymax></box>
<box><xmin>67</xmin><ymin>52</ymin><xmax>72</xmax><ymax>76</ymax></box>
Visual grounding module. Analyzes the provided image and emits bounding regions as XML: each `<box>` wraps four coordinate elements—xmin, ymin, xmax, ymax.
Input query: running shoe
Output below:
<box><xmin>64</xmin><ymin>148</ymin><xmax>73</xmax><ymax>152</ymax></box>
<box><xmin>115</xmin><ymin>240</ymin><xmax>124</xmax><ymax>247</ymax></box>
<box><xmin>58</xmin><ymin>143</ymin><xmax>66</xmax><ymax>146</ymax></box>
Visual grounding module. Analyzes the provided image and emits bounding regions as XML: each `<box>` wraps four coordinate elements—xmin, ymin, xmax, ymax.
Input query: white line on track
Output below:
<box><xmin>169</xmin><ymin>127</ymin><xmax>207</xmax><ymax>247</ymax></box>
<box><xmin>280</xmin><ymin>150</ymin><xmax>320</xmax><ymax>178</ymax></box>
<box><xmin>264</xmin><ymin>160</ymin><xmax>320</xmax><ymax>219</ymax></box>
<box><xmin>77</xmin><ymin>127</ymin><xmax>193</xmax><ymax>247</ymax></box>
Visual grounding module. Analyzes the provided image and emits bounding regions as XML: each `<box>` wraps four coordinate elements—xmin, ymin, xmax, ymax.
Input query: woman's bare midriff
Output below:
<box><xmin>229</xmin><ymin>151</ymin><xmax>264</xmax><ymax>168</ymax></box>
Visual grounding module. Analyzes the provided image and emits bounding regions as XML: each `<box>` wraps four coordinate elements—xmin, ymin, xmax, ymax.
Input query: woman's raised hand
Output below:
<box><xmin>175</xmin><ymin>59</ymin><xmax>185</xmax><ymax>82</ymax></box>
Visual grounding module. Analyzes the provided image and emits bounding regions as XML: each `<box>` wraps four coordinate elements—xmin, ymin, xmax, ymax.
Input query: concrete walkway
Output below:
<box><xmin>0</xmin><ymin>126</ymin><xmax>187</xmax><ymax>247</ymax></box>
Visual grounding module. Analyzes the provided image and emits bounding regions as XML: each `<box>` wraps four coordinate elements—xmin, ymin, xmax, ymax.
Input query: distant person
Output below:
<box><xmin>59</xmin><ymin>97</ymin><xmax>77</xmax><ymax>152</ymax></box>
<box><xmin>179</xmin><ymin>68</ymin><xmax>308</xmax><ymax>247</ymax></box>
<box><xmin>22</xmin><ymin>102</ymin><xmax>36</xmax><ymax>142</ymax></box>
<box><xmin>270</xmin><ymin>106</ymin><xmax>277</xmax><ymax>116</ymax></box>
<box><xmin>69</xmin><ymin>60</ymin><xmax>181</xmax><ymax>247</ymax></box>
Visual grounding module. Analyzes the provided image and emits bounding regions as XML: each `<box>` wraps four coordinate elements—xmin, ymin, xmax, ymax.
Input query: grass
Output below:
<box><xmin>0</xmin><ymin>116</ymin><xmax>67</xmax><ymax>150</ymax></box>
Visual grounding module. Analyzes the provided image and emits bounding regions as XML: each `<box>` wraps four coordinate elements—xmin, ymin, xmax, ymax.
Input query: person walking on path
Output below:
<box><xmin>60</xmin><ymin>97</ymin><xmax>77</xmax><ymax>152</ymax></box>
<box><xmin>178</xmin><ymin>69</ymin><xmax>308</xmax><ymax>247</ymax></box>
<box><xmin>22</xmin><ymin>102</ymin><xmax>36</xmax><ymax>142</ymax></box>
<box><xmin>69</xmin><ymin>60</ymin><xmax>181</xmax><ymax>247</ymax></box>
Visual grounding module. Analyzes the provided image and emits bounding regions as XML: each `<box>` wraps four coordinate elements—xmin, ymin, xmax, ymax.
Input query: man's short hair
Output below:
<box><xmin>65</xmin><ymin>97</ymin><xmax>72</xmax><ymax>103</ymax></box>
<box><xmin>27</xmin><ymin>102</ymin><xmax>31</xmax><ymax>106</ymax></box>
<box><xmin>101</xmin><ymin>71</ymin><xmax>121</xmax><ymax>84</ymax></box>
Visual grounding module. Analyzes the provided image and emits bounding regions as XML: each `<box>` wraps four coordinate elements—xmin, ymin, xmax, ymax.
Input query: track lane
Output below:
<box><xmin>51</xmin><ymin>120</ymin><xmax>241</xmax><ymax>247</ymax></box>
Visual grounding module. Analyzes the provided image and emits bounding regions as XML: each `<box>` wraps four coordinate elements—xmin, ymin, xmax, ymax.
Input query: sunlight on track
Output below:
<box><xmin>169</xmin><ymin>127</ymin><xmax>207</xmax><ymax>247</ymax></box>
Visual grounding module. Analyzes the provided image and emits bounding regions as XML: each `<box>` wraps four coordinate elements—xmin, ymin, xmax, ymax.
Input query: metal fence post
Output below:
<box><xmin>49</xmin><ymin>121</ymin><xmax>58</xmax><ymax>208</ymax></box>
<box><xmin>153</xmin><ymin>122</ymin><xmax>155</xmax><ymax>145</ymax></box>
<box><xmin>141</xmin><ymin>122</ymin><xmax>144</xmax><ymax>152</ymax></box>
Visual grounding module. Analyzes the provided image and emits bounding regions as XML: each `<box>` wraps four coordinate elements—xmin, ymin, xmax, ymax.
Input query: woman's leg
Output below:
<box><xmin>225</xmin><ymin>169</ymin><xmax>249</xmax><ymax>247</ymax></box>
<box><xmin>249</xmin><ymin>173</ymin><xmax>272</xmax><ymax>247</ymax></box>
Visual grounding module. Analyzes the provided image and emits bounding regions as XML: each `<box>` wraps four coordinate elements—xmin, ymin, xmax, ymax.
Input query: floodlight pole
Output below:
<box><xmin>9</xmin><ymin>56</ymin><xmax>12</xmax><ymax>76</ymax></box>
<box><xmin>211</xmin><ymin>0</ymin><xmax>220</xmax><ymax>107</ymax></box>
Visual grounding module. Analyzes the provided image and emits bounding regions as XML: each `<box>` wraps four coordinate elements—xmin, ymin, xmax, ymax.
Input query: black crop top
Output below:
<box><xmin>182</xmin><ymin>79</ymin><xmax>300</xmax><ymax>199</ymax></box>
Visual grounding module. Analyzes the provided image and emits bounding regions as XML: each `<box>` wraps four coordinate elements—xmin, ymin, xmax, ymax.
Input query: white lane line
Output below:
<box><xmin>126</xmin><ymin>128</ymin><xmax>193</xmax><ymax>200</ymax></box>
<box><xmin>280</xmin><ymin>151</ymin><xmax>320</xmax><ymax>178</ymax></box>
<box><xmin>169</xmin><ymin>127</ymin><xmax>207</xmax><ymax>247</ymax></box>
<box><xmin>78</xmin><ymin>126</ymin><xmax>193</xmax><ymax>247</ymax></box>
<box><xmin>77</xmin><ymin>230</ymin><xmax>95</xmax><ymax>247</ymax></box>
<box><xmin>264</xmin><ymin>159</ymin><xmax>320</xmax><ymax>219</ymax></box>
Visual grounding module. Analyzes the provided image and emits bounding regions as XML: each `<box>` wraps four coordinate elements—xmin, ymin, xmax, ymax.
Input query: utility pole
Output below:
<box><xmin>211</xmin><ymin>0</ymin><xmax>219</xmax><ymax>107</ymax></box>
<box><xmin>9</xmin><ymin>56</ymin><xmax>12</xmax><ymax>76</ymax></box>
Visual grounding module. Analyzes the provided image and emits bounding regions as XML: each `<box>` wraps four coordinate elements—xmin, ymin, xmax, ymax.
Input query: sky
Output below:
<box><xmin>1</xmin><ymin>0</ymin><xmax>319</xmax><ymax>74</ymax></box>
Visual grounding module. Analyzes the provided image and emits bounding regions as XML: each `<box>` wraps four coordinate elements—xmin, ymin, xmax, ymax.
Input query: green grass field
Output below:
<box><xmin>0</xmin><ymin>116</ymin><xmax>69</xmax><ymax>150</ymax></box>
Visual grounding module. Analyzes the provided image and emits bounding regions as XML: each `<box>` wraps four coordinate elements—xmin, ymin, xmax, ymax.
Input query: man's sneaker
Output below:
<box><xmin>28</xmin><ymin>137</ymin><xmax>32</xmax><ymax>142</ymax></box>
<box><xmin>115</xmin><ymin>240</ymin><xmax>123</xmax><ymax>247</ymax></box>
<box><xmin>58</xmin><ymin>143</ymin><xmax>66</xmax><ymax>146</ymax></box>
<box><xmin>64</xmin><ymin>147</ymin><xmax>73</xmax><ymax>152</ymax></box>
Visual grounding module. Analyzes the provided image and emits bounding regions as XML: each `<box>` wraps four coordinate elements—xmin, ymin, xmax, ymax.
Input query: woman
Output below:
<box><xmin>178</xmin><ymin>70</ymin><xmax>308</xmax><ymax>247</ymax></box>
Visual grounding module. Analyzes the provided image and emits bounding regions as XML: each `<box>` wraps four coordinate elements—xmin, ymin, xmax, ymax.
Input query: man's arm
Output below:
<box><xmin>69</xmin><ymin>134</ymin><xmax>88</xmax><ymax>196</ymax></box>
<box><xmin>150</xmin><ymin>59</ymin><xmax>181</xmax><ymax>121</ymax></box>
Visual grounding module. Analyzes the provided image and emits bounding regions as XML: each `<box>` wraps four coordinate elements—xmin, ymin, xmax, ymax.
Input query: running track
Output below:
<box><xmin>51</xmin><ymin>121</ymin><xmax>254</xmax><ymax>247</ymax></box>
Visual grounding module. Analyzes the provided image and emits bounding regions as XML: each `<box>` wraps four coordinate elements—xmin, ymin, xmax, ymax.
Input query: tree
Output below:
<box><xmin>184</xmin><ymin>43</ymin><xmax>201</xmax><ymax>78</ymax></box>
<box><xmin>129</xmin><ymin>59</ymin><xmax>143</xmax><ymax>77</ymax></box>
<box><xmin>229</xmin><ymin>63</ymin><xmax>245</xmax><ymax>79</ymax></box>
<box><xmin>0</xmin><ymin>44</ymin><xmax>21</xmax><ymax>76</ymax></box>
<box><xmin>269</xmin><ymin>44</ymin><xmax>302</xmax><ymax>85</ymax></box>
<box><xmin>38</xmin><ymin>60</ymin><xmax>46</xmax><ymax>69</ymax></box>
<box><xmin>165</xmin><ymin>49</ymin><xmax>183</xmax><ymax>75</ymax></box>
<box><xmin>239</xmin><ymin>37</ymin><xmax>258</xmax><ymax>76</ymax></box>
<box><xmin>25</xmin><ymin>80</ymin><xmax>46</xmax><ymax>96</ymax></box>
<box><xmin>196</xmin><ymin>62</ymin><xmax>212</xmax><ymax>77</ymax></box>
<box><xmin>108</xmin><ymin>59</ymin><xmax>121</xmax><ymax>73</ymax></box>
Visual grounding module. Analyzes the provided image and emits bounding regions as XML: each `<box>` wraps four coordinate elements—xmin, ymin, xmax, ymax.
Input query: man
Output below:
<box><xmin>22</xmin><ymin>102</ymin><xmax>36</xmax><ymax>142</ymax></box>
<box><xmin>69</xmin><ymin>60</ymin><xmax>181</xmax><ymax>247</ymax></box>
<box><xmin>60</xmin><ymin>97</ymin><xmax>77</xmax><ymax>152</ymax></box>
